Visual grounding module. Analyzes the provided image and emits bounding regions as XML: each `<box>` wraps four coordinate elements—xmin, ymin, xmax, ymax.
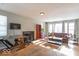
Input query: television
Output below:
<box><xmin>10</xmin><ymin>23</ymin><xmax>21</xmax><ymax>29</ymax></box>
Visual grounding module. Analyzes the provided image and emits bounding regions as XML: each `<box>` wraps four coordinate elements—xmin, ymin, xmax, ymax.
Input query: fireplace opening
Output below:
<box><xmin>23</xmin><ymin>31</ymin><xmax>34</xmax><ymax>44</ymax></box>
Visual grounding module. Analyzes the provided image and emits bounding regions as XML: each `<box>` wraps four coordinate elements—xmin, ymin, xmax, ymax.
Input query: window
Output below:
<box><xmin>64</xmin><ymin>23</ymin><xmax>68</xmax><ymax>33</ymax></box>
<box><xmin>69</xmin><ymin>22</ymin><xmax>74</xmax><ymax>35</ymax></box>
<box><xmin>0</xmin><ymin>15</ymin><xmax>7</xmax><ymax>36</ymax></box>
<box><xmin>54</xmin><ymin>23</ymin><xmax>62</xmax><ymax>33</ymax></box>
<box><xmin>48</xmin><ymin>24</ymin><xmax>53</xmax><ymax>33</ymax></box>
<box><xmin>48</xmin><ymin>23</ymin><xmax>62</xmax><ymax>33</ymax></box>
<box><xmin>64</xmin><ymin>22</ymin><xmax>74</xmax><ymax>35</ymax></box>
<box><xmin>47</xmin><ymin>21</ymin><xmax>74</xmax><ymax>35</ymax></box>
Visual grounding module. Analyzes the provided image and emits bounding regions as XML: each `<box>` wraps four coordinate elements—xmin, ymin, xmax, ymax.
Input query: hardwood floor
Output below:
<box><xmin>13</xmin><ymin>44</ymin><xmax>65</xmax><ymax>56</ymax></box>
<box><xmin>1</xmin><ymin>39</ymin><xmax>79</xmax><ymax>56</ymax></box>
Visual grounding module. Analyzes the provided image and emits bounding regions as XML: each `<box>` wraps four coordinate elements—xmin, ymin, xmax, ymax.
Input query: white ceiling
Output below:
<box><xmin>0</xmin><ymin>3</ymin><xmax>79</xmax><ymax>21</ymax></box>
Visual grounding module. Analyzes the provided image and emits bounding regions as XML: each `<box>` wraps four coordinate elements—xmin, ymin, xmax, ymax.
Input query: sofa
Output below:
<box><xmin>48</xmin><ymin>32</ymin><xmax>69</xmax><ymax>43</ymax></box>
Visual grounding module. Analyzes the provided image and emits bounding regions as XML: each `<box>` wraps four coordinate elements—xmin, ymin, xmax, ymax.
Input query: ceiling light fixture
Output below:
<box><xmin>40</xmin><ymin>12</ymin><xmax>45</xmax><ymax>16</ymax></box>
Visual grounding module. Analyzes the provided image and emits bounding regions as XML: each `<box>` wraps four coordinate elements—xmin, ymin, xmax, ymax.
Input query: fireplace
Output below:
<box><xmin>23</xmin><ymin>31</ymin><xmax>34</xmax><ymax>44</ymax></box>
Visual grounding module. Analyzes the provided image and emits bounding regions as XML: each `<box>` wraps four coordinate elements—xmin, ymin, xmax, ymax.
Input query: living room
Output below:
<box><xmin>0</xmin><ymin>3</ymin><xmax>79</xmax><ymax>56</ymax></box>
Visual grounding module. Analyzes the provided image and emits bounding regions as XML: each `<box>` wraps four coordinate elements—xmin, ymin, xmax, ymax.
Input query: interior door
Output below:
<box><xmin>36</xmin><ymin>24</ymin><xmax>41</xmax><ymax>39</ymax></box>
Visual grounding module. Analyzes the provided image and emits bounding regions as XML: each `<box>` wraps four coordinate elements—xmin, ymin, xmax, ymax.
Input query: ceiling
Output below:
<box><xmin>0</xmin><ymin>3</ymin><xmax>79</xmax><ymax>21</ymax></box>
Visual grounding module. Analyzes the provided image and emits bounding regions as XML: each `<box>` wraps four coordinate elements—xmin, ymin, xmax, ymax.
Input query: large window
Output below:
<box><xmin>0</xmin><ymin>15</ymin><xmax>7</xmax><ymax>36</ymax></box>
<box><xmin>48</xmin><ymin>23</ymin><xmax>62</xmax><ymax>33</ymax></box>
<box><xmin>54</xmin><ymin>23</ymin><xmax>62</xmax><ymax>33</ymax></box>
<box><xmin>47</xmin><ymin>21</ymin><xmax>74</xmax><ymax>35</ymax></box>
<box><xmin>64</xmin><ymin>22</ymin><xmax>74</xmax><ymax>35</ymax></box>
<box><xmin>48</xmin><ymin>24</ymin><xmax>53</xmax><ymax>33</ymax></box>
<box><xmin>64</xmin><ymin>22</ymin><xmax>68</xmax><ymax>33</ymax></box>
<box><xmin>69</xmin><ymin>22</ymin><xmax>74</xmax><ymax>35</ymax></box>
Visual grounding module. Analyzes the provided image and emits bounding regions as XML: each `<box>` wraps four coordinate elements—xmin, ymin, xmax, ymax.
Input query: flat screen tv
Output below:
<box><xmin>10</xmin><ymin>23</ymin><xmax>21</xmax><ymax>29</ymax></box>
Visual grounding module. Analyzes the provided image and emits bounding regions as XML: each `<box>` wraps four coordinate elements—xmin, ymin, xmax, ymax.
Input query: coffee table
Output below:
<box><xmin>48</xmin><ymin>37</ymin><xmax>62</xmax><ymax>46</ymax></box>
